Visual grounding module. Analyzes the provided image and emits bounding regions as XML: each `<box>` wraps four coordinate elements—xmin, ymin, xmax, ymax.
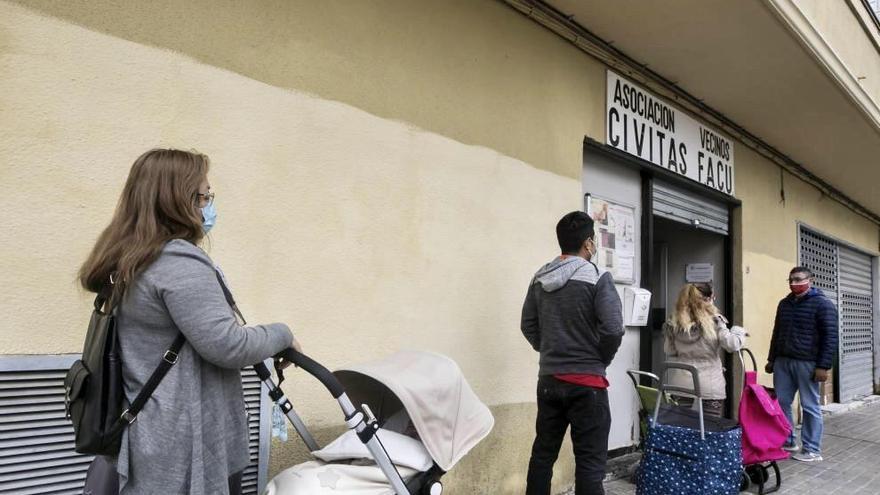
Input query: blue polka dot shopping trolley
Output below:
<box><xmin>636</xmin><ymin>362</ymin><xmax>742</xmax><ymax>495</ymax></box>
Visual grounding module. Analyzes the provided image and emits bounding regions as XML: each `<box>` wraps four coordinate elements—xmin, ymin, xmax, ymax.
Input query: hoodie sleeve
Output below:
<box><xmin>520</xmin><ymin>283</ymin><xmax>541</xmax><ymax>351</ymax></box>
<box><xmin>595</xmin><ymin>272</ymin><xmax>625</xmax><ymax>365</ymax></box>
<box><xmin>816</xmin><ymin>297</ymin><xmax>839</xmax><ymax>370</ymax></box>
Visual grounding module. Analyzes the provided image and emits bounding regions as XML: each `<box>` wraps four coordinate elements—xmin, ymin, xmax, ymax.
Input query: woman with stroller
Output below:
<box><xmin>78</xmin><ymin>149</ymin><xmax>301</xmax><ymax>494</ymax></box>
<box><xmin>663</xmin><ymin>282</ymin><xmax>745</xmax><ymax>417</ymax></box>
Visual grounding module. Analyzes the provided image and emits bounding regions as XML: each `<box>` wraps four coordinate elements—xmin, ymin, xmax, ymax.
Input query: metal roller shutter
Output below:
<box><xmin>0</xmin><ymin>356</ymin><xmax>270</xmax><ymax>494</ymax></box>
<box><xmin>799</xmin><ymin>226</ymin><xmax>877</xmax><ymax>403</ymax></box>
<box><xmin>838</xmin><ymin>246</ymin><xmax>875</xmax><ymax>401</ymax></box>
<box><xmin>798</xmin><ymin>227</ymin><xmax>839</xmax><ymax>305</ymax></box>
<box><xmin>652</xmin><ymin>180</ymin><xmax>729</xmax><ymax>235</ymax></box>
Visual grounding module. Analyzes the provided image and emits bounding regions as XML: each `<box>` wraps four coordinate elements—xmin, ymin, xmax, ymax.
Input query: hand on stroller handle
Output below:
<box><xmin>273</xmin><ymin>337</ymin><xmax>303</xmax><ymax>370</ymax></box>
<box><xmin>252</xmin><ymin>348</ymin><xmax>346</xmax><ymax>399</ymax></box>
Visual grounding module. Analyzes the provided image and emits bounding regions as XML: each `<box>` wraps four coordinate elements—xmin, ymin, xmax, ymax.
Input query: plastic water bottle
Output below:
<box><xmin>271</xmin><ymin>403</ymin><xmax>288</xmax><ymax>442</ymax></box>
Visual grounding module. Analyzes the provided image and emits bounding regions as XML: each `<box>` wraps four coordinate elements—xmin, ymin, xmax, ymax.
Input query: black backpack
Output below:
<box><xmin>64</xmin><ymin>288</ymin><xmax>185</xmax><ymax>455</ymax></box>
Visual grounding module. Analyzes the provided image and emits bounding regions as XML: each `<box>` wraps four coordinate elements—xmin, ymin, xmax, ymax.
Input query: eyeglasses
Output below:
<box><xmin>195</xmin><ymin>192</ymin><xmax>214</xmax><ymax>206</ymax></box>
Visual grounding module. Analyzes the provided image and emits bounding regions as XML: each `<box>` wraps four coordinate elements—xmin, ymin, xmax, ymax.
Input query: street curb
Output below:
<box><xmin>821</xmin><ymin>394</ymin><xmax>880</xmax><ymax>416</ymax></box>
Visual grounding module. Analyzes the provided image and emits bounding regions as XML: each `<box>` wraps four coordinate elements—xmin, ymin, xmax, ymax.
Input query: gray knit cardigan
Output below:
<box><xmin>115</xmin><ymin>239</ymin><xmax>292</xmax><ymax>494</ymax></box>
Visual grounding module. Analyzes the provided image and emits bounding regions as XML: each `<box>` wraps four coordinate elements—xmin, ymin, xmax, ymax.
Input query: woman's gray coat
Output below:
<box><xmin>115</xmin><ymin>239</ymin><xmax>292</xmax><ymax>494</ymax></box>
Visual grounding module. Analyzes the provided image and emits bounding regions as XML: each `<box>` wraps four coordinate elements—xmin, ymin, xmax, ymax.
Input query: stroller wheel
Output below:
<box><xmin>425</xmin><ymin>481</ymin><xmax>443</xmax><ymax>495</ymax></box>
<box><xmin>740</xmin><ymin>468</ymin><xmax>752</xmax><ymax>492</ymax></box>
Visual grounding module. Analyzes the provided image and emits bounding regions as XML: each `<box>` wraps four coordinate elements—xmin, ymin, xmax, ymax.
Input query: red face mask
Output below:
<box><xmin>790</xmin><ymin>281</ymin><xmax>810</xmax><ymax>296</ymax></box>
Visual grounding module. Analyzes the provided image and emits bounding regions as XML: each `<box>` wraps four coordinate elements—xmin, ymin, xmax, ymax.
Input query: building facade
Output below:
<box><xmin>1</xmin><ymin>0</ymin><xmax>878</xmax><ymax>493</ymax></box>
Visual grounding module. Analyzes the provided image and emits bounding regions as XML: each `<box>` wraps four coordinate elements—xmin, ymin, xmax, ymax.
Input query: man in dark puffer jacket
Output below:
<box><xmin>765</xmin><ymin>266</ymin><xmax>838</xmax><ymax>463</ymax></box>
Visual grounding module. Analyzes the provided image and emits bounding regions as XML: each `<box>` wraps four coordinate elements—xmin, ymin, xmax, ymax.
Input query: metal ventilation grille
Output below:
<box><xmin>798</xmin><ymin>226</ymin><xmax>838</xmax><ymax>305</ymax></box>
<box><xmin>840</xmin><ymin>293</ymin><xmax>873</xmax><ymax>354</ymax></box>
<box><xmin>0</xmin><ymin>356</ymin><xmax>89</xmax><ymax>495</ymax></box>
<box><xmin>0</xmin><ymin>356</ymin><xmax>270</xmax><ymax>494</ymax></box>
<box><xmin>241</xmin><ymin>367</ymin><xmax>265</xmax><ymax>495</ymax></box>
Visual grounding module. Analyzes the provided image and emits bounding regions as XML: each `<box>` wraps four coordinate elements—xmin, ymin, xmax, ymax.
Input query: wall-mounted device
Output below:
<box><xmin>624</xmin><ymin>287</ymin><xmax>652</xmax><ymax>327</ymax></box>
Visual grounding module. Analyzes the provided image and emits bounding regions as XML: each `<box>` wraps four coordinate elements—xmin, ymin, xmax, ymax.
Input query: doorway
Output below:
<box><xmin>649</xmin><ymin>216</ymin><xmax>728</xmax><ymax>377</ymax></box>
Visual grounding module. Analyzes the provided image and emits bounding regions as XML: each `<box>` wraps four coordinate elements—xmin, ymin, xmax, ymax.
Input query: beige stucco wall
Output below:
<box><xmin>735</xmin><ymin>144</ymin><xmax>879</xmax><ymax>386</ymax></box>
<box><xmin>0</xmin><ymin>1</ymin><xmax>602</xmax><ymax>493</ymax></box>
<box><xmin>7</xmin><ymin>0</ymin><xmax>606</xmax><ymax>181</ymax></box>
<box><xmin>3</xmin><ymin>0</ymin><xmax>879</xmax><ymax>493</ymax></box>
<box><xmin>793</xmin><ymin>0</ymin><xmax>880</xmax><ymax>109</ymax></box>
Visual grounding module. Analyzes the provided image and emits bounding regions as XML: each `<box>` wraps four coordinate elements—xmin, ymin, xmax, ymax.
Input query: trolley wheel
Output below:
<box><xmin>740</xmin><ymin>467</ymin><xmax>752</xmax><ymax>492</ymax></box>
<box><xmin>747</xmin><ymin>464</ymin><xmax>769</xmax><ymax>485</ymax></box>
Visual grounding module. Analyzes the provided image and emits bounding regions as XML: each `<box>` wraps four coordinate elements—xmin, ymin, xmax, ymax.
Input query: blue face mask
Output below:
<box><xmin>201</xmin><ymin>202</ymin><xmax>217</xmax><ymax>233</ymax></box>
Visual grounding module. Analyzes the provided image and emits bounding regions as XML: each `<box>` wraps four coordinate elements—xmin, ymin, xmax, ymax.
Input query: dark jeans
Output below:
<box><xmin>526</xmin><ymin>375</ymin><xmax>611</xmax><ymax>495</ymax></box>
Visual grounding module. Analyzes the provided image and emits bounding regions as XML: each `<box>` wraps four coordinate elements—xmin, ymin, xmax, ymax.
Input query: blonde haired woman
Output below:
<box><xmin>79</xmin><ymin>149</ymin><xmax>298</xmax><ymax>494</ymax></box>
<box><xmin>663</xmin><ymin>283</ymin><xmax>745</xmax><ymax>417</ymax></box>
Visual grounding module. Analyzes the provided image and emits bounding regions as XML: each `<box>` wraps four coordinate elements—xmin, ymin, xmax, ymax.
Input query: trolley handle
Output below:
<box><xmin>653</xmin><ymin>362</ymin><xmax>706</xmax><ymax>440</ymax></box>
<box><xmin>252</xmin><ymin>349</ymin><xmax>345</xmax><ymax>398</ymax></box>
<box><xmin>657</xmin><ymin>362</ymin><xmax>702</xmax><ymax>399</ymax></box>
<box><xmin>626</xmin><ymin>370</ymin><xmax>660</xmax><ymax>390</ymax></box>
<box><xmin>739</xmin><ymin>348</ymin><xmax>757</xmax><ymax>373</ymax></box>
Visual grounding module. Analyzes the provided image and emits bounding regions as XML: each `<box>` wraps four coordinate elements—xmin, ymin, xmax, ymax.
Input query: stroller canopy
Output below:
<box><xmin>334</xmin><ymin>350</ymin><xmax>494</xmax><ymax>472</ymax></box>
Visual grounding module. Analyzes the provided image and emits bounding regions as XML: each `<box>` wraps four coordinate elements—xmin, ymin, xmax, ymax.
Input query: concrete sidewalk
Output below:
<box><xmin>569</xmin><ymin>399</ymin><xmax>880</xmax><ymax>494</ymax></box>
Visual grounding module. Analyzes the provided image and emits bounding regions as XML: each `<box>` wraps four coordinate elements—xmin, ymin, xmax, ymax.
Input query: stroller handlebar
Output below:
<box><xmin>257</xmin><ymin>349</ymin><xmax>346</xmax><ymax>399</ymax></box>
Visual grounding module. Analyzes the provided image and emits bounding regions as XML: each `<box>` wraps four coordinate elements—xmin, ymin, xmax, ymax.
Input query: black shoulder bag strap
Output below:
<box><xmin>115</xmin><ymin>333</ymin><xmax>186</xmax><ymax>427</ymax></box>
<box><xmin>113</xmin><ymin>269</ymin><xmax>240</xmax><ymax>428</ymax></box>
<box><xmin>103</xmin><ymin>270</ymin><xmax>181</xmax><ymax>428</ymax></box>
<box><xmin>211</xmin><ymin>272</ymin><xmax>288</xmax><ymax>384</ymax></box>
<box><xmin>214</xmin><ymin>270</ymin><xmax>247</xmax><ymax>325</ymax></box>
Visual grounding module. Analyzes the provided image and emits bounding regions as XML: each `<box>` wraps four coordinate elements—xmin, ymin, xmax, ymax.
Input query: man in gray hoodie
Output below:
<box><xmin>522</xmin><ymin>211</ymin><xmax>625</xmax><ymax>495</ymax></box>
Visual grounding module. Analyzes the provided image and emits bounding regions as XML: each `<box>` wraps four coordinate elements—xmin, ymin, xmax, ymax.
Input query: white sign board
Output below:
<box><xmin>686</xmin><ymin>263</ymin><xmax>714</xmax><ymax>283</ymax></box>
<box><xmin>606</xmin><ymin>70</ymin><xmax>735</xmax><ymax>196</ymax></box>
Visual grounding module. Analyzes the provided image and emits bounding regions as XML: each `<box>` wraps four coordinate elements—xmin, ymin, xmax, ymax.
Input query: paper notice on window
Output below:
<box><xmin>586</xmin><ymin>195</ymin><xmax>636</xmax><ymax>284</ymax></box>
<box><xmin>686</xmin><ymin>263</ymin><xmax>714</xmax><ymax>283</ymax></box>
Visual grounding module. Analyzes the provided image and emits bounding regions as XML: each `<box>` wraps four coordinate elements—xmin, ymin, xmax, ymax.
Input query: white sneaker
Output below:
<box><xmin>782</xmin><ymin>443</ymin><xmax>800</xmax><ymax>453</ymax></box>
<box><xmin>792</xmin><ymin>451</ymin><xmax>823</xmax><ymax>462</ymax></box>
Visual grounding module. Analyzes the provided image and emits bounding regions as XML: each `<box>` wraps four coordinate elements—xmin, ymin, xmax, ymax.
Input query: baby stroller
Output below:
<box><xmin>737</xmin><ymin>348</ymin><xmax>790</xmax><ymax>494</ymax></box>
<box><xmin>252</xmin><ymin>349</ymin><xmax>494</xmax><ymax>494</ymax></box>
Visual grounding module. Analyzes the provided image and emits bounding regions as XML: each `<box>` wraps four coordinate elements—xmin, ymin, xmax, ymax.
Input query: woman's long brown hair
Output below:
<box><xmin>78</xmin><ymin>149</ymin><xmax>209</xmax><ymax>304</ymax></box>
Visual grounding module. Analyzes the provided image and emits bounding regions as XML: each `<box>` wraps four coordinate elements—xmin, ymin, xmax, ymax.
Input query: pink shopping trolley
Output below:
<box><xmin>738</xmin><ymin>348</ymin><xmax>791</xmax><ymax>494</ymax></box>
